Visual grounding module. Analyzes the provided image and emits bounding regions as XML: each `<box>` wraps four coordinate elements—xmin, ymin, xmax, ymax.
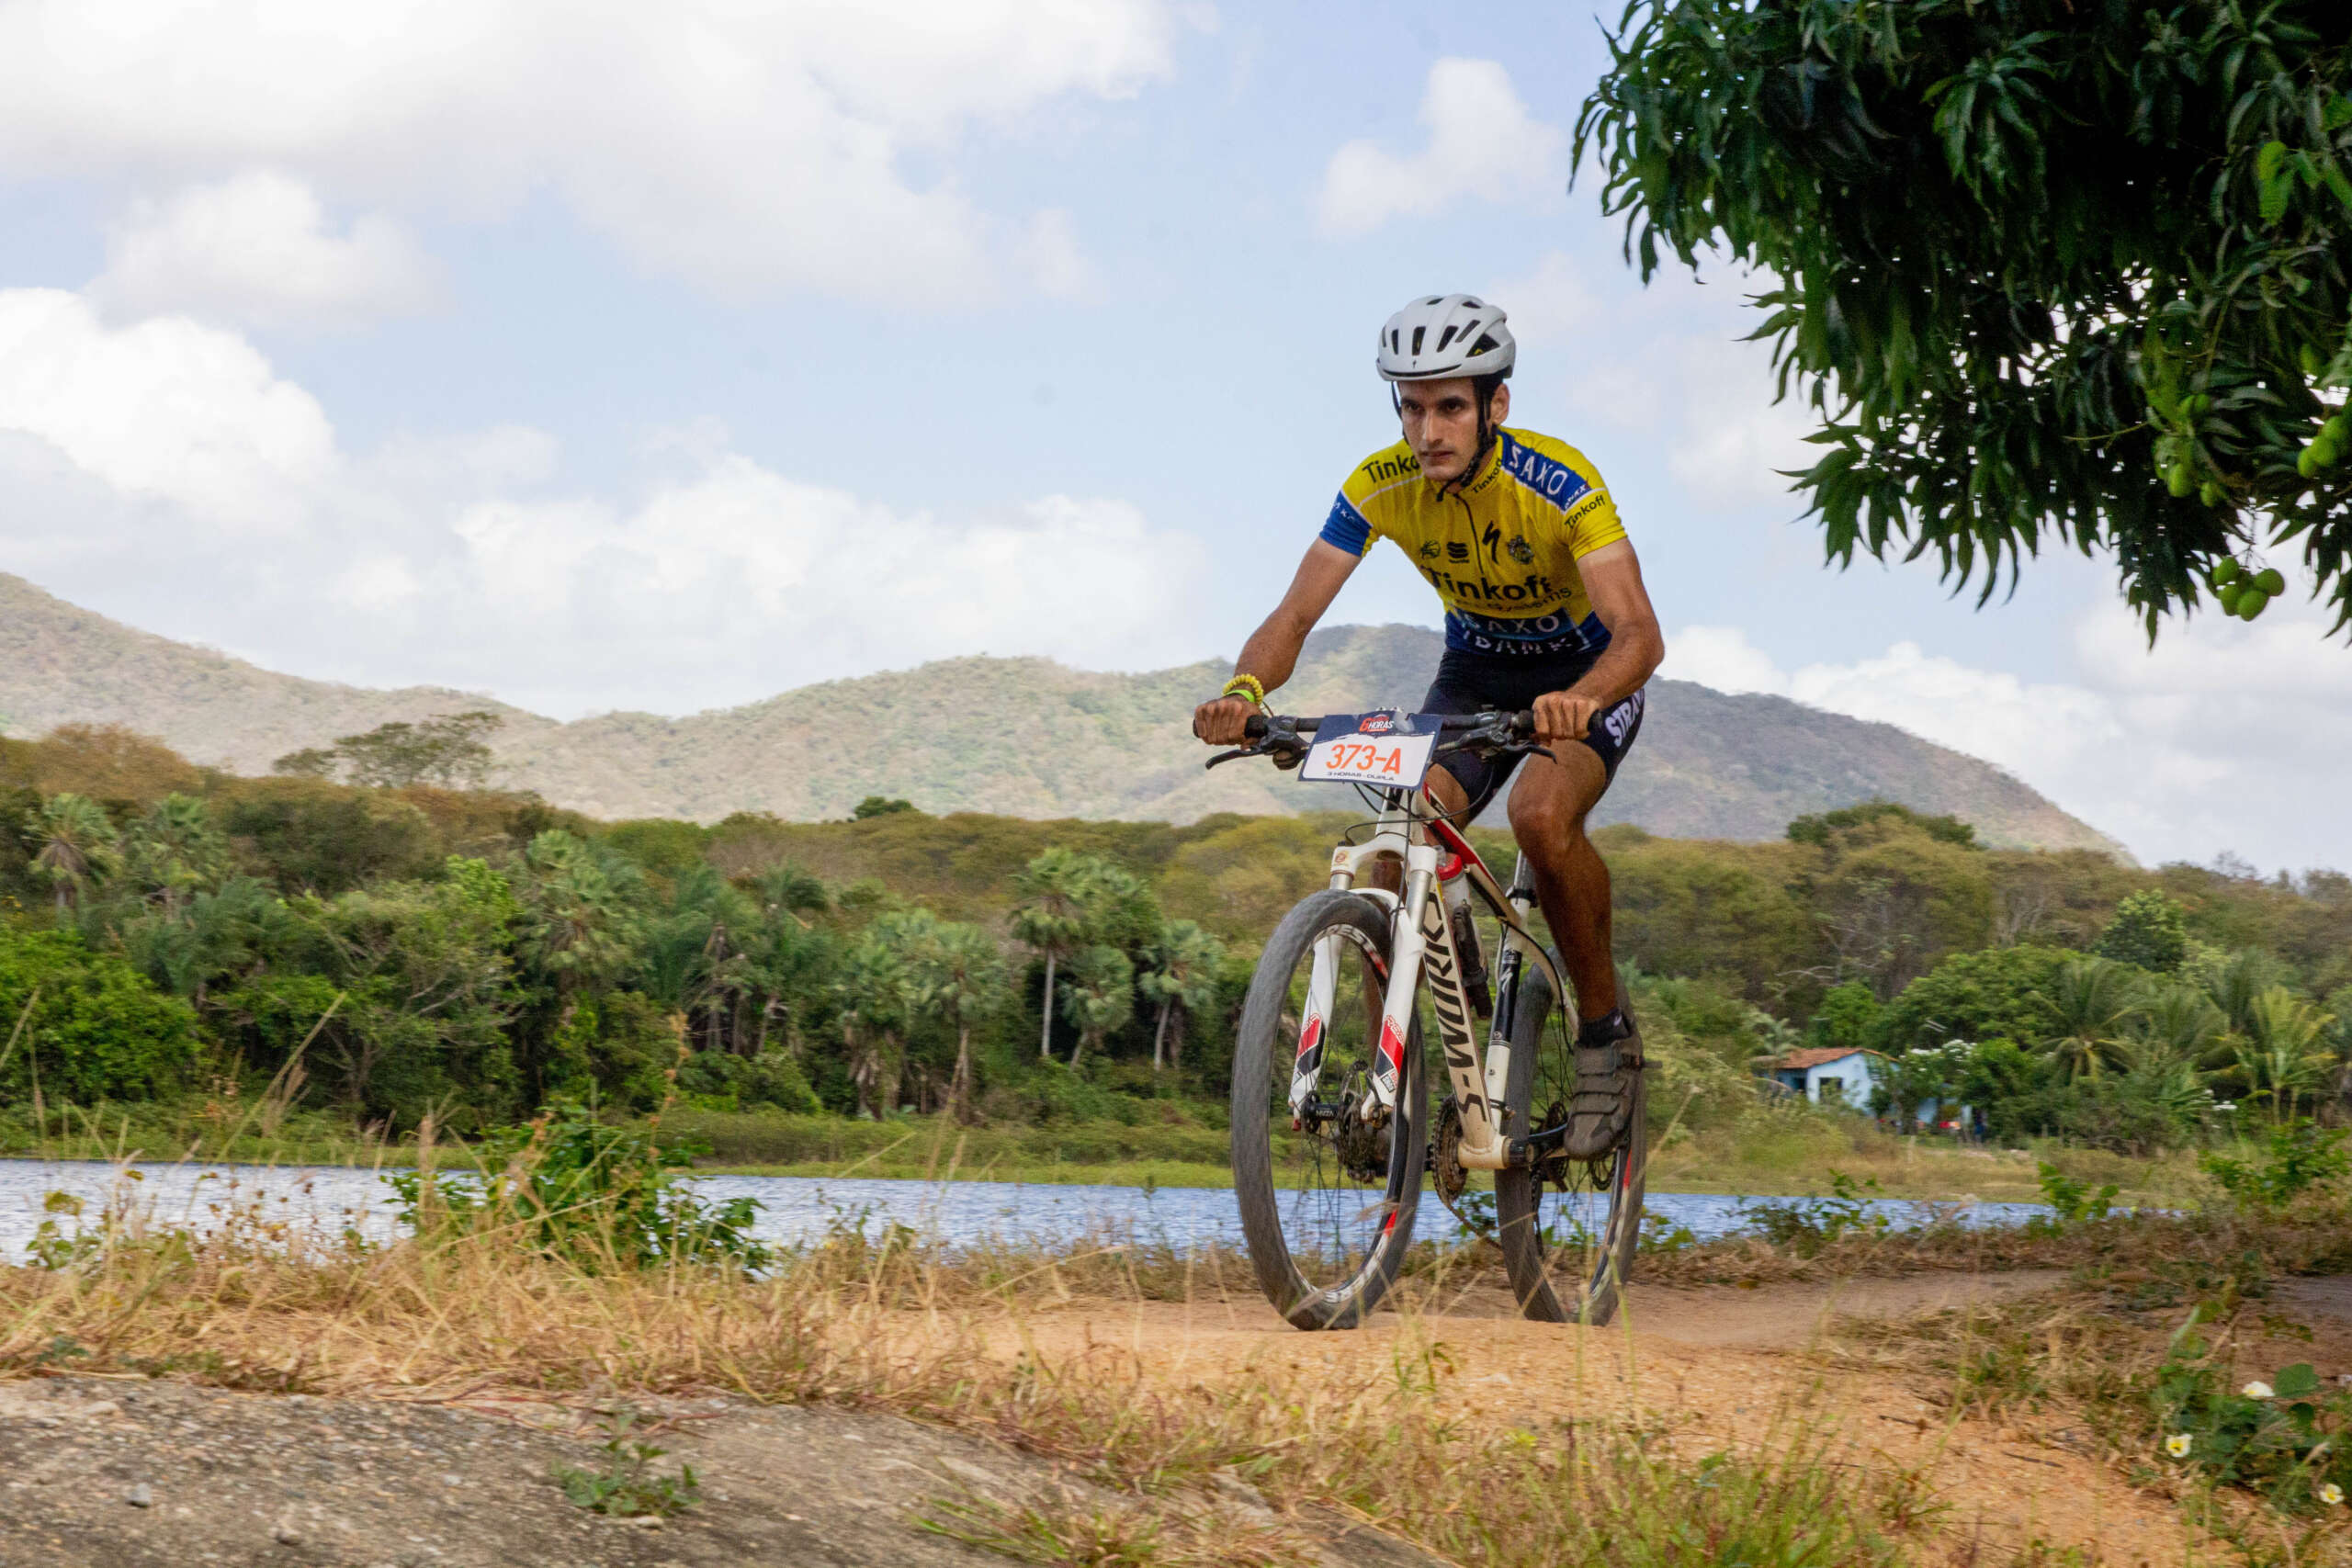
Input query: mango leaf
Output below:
<box><xmin>1574</xmin><ymin>0</ymin><xmax>2352</xmax><ymax>633</ymax></box>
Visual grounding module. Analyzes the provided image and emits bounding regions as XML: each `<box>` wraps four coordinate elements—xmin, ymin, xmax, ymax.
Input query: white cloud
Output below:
<box><xmin>90</xmin><ymin>170</ymin><xmax>439</xmax><ymax>331</ymax></box>
<box><xmin>1663</xmin><ymin>601</ymin><xmax>2352</xmax><ymax>872</ymax></box>
<box><xmin>0</xmin><ymin>285</ymin><xmax>1210</xmax><ymax>716</ymax></box>
<box><xmin>1551</xmin><ymin>262</ymin><xmax>1815</xmax><ymax>512</ymax></box>
<box><xmin>1317</xmin><ymin>59</ymin><xmax>1564</xmax><ymax>238</ymax></box>
<box><xmin>1656</xmin><ymin>337</ymin><xmax>1817</xmax><ymax>508</ymax></box>
<box><xmin>1014</xmin><ymin>209</ymin><xmax>1096</xmax><ymax>300</ymax></box>
<box><xmin>0</xmin><ymin>0</ymin><xmax>1188</xmax><ymax>306</ymax></box>
<box><xmin>1486</xmin><ymin>251</ymin><xmax>1597</xmax><ymax>344</ymax></box>
<box><xmin>0</xmin><ymin>288</ymin><xmax>333</xmax><ymax>532</ymax></box>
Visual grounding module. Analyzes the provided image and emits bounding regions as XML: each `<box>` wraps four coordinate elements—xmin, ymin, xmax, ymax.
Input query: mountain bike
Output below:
<box><xmin>1207</xmin><ymin>709</ymin><xmax>1645</xmax><ymax>1331</ymax></box>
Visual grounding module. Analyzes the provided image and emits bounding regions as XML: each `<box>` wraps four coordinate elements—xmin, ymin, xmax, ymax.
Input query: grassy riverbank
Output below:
<box><xmin>3</xmin><ymin>1135</ymin><xmax>2349</xmax><ymax>1566</ymax></box>
<box><xmin>2</xmin><ymin>1096</ymin><xmax>2220</xmax><ymax>1210</ymax></box>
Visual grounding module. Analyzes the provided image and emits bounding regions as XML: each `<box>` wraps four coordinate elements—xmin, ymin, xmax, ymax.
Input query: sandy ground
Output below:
<box><xmin>985</xmin><ymin>1269</ymin><xmax>2352</xmax><ymax>1567</ymax></box>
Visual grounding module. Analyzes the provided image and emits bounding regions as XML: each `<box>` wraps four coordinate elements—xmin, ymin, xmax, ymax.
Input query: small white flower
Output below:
<box><xmin>2323</xmin><ymin>1483</ymin><xmax>2346</xmax><ymax>1507</ymax></box>
<box><xmin>2166</xmin><ymin>1433</ymin><xmax>2194</xmax><ymax>1458</ymax></box>
<box><xmin>2243</xmin><ymin>1381</ymin><xmax>2276</xmax><ymax>1400</ymax></box>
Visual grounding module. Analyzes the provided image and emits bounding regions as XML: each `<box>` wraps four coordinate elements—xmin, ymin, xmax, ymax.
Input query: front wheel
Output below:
<box><xmin>1230</xmin><ymin>890</ymin><xmax>1427</xmax><ymax>1330</ymax></box>
<box><xmin>1494</xmin><ymin>963</ymin><xmax>1646</xmax><ymax>1325</ymax></box>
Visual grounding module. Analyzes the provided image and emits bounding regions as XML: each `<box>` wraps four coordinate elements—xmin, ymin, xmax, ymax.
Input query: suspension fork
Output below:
<box><xmin>1363</xmin><ymin>842</ymin><xmax>1441</xmax><ymax>1113</ymax></box>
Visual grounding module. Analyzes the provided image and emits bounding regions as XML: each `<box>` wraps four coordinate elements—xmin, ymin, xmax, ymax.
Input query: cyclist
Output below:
<box><xmin>1193</xmin><ymin>292</ymin><xmax>1664</xmax><ymax>1161</ymax></box>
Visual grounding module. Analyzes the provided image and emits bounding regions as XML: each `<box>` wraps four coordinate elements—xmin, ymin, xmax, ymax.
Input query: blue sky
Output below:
<box><xmin>0</xmin><ymin>0</ymin><xmax>2344</xmax><ymax>869</ymax></box>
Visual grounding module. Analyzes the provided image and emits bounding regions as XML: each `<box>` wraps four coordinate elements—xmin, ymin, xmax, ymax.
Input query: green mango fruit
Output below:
<box><xmin>2199</xmin><ymin>481</ymin><xmax>2222</xmax><ymax>507</ymax></box>
<box><xmin>2316</xmin><ymin>436</ymin><xmax>2344</xmax><ymax>469</ymax></box>
<box><xmin>2237</xmin><ymin>587</ymin><xmax>2270</xmax><ymax>619</ymax></box>
<box><xmin>2211</xmin><ymin>559</ymin><xmax>2243</xmax><ymax>586</ymax></box>
<box><xmin>2167</xmin><ymin>464</ymin><xmax>2195</xmax><ymax>497</ymax></box>
<box><xmin>2218</xmin><ymin>584</ymin><xmax>2245</xmax><ymax>615</ymax></box>
<box><xmin>2326</xmin><ymin>414</ymin><xmax>2351</xmax><ymax>445</ymax></box>
<box><xmin>2302</xmin><ymin>447</ymin><xmax>2324</xmax><ymax>479</ymax></box>
<box><xmin>2255</xmin><ymin>568</ymin><xmax>2287</xmax><ymax>596</ymax></box>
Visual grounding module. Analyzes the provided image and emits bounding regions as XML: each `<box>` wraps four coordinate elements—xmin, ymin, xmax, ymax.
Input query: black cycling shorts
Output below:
<box><xmin>1418</xmin><ymin>648</ymin><xmax>1645</xmax><ymax>820</ymax></box>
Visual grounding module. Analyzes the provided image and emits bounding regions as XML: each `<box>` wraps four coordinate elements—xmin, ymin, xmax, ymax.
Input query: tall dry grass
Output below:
<box><xmin>0</xmin><ymin>1173</ymin><xmax>1962</xmax><ymax>1568</ymax></box>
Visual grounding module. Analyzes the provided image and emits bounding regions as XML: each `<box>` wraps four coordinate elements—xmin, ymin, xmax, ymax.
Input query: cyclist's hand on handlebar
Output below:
<box><xmin>1193</xmin><ymin>694</ymin><xmax>1260</xmax><ymax>747</ymax></box>
<box><xmin>1532</xmin><ymin>690</ymin><xmax>1604</xmax><ymax>746</ymax></box>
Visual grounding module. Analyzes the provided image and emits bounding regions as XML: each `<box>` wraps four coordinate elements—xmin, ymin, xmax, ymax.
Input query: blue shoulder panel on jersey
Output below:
<box><xmin>1496</xmin><ymin>432</ymin><xmax>1590</xmax><ymax>513</ymax></box>
<box><xmin>1319</xmin><ymin>492</ymin><xmax>1372</xmax><ymax>555</ymax></box>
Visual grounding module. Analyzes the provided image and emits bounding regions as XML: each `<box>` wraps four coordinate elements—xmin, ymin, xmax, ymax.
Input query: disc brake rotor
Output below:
<box><xmin>1535</xmin><ymin>1098</ymin><xmax>1571</xmax><ymax>1186</ymax></box>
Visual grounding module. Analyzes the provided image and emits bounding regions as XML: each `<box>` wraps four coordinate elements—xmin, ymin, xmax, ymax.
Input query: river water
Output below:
<box><xmin>0</xmin><ymin>1158</ymin><xmax>2053</xmax><ymax>1262</ymax></box>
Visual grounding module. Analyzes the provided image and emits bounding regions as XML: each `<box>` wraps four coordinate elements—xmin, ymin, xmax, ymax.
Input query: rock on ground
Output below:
<box><xmin>0</xmin><ymin>1375</ymin><xmax>1435</xmax><ymax>1568</ymax></box>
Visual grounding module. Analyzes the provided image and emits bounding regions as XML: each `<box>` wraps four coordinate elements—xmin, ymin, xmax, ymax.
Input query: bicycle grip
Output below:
<box><xmin>1244</xmin><ymin>715</ymin><xmax>1268</xmax><ymax>739</ymax></box>
<box><xmin>1511</xmin><ymin>709</ymin><xmax>1537</xmax><ymax>737</ymax></box>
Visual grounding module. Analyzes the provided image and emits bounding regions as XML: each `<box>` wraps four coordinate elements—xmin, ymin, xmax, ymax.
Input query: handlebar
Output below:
<box><xmin>1242</xmin><ymin>711</ymin><xmax>1535</xmax><ymax>742</ymax></box>
<box><xmin>1209</xmin><ymin>709</ymin><xmax>1543</xmax><ymax>772</ymax></box>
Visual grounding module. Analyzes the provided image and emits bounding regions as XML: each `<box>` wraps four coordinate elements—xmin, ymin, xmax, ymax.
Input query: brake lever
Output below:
<box><xmin>1204</xmin><ymin>739</ymin><xmax>1307</xmax><ymax>771</ymax></box>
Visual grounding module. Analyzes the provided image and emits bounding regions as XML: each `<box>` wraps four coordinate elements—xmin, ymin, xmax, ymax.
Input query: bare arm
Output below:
<box><xmin>1532</xmin><ymin>539</ymin><xmax>1666</xmax><ymax>743</ymax></box>
<box><xmin>1193</xmin><ymin>540</ymin><xmax>1360</xmax><ymax>744</ymax></box>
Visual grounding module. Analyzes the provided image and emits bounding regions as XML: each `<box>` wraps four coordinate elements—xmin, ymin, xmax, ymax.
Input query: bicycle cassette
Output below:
<box><xmin>1331</xmin><ymin>1067</ymin><xmax>1390</xmax><ymax>1183</ymax></box>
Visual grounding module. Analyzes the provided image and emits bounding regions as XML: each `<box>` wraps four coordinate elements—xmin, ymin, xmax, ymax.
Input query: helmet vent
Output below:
<box><xmin>1410</xmin><ymin>325</ymin><xmax>1426</xmax><ymax>355</ymax></box>
<box><xmin>1435</xmin><ymin>325</ymin><xmax>1459</xmax><ymax>351</ymax></box>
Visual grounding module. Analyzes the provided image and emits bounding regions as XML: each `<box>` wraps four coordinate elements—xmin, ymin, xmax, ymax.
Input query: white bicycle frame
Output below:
<box><xmin>1284</xmin><ymin>788</ymin><xmax>1568</xmax><ymax>1172</ymax></box>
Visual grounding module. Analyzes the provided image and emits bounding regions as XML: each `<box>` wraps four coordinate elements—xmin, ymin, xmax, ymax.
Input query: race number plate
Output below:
<box><xmin>1297</xmin><ymin>711</ymin><xmax>1438</xmax><ymax>788</ymax></box>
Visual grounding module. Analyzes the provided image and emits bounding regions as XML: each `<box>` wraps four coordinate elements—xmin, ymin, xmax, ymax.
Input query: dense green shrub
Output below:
<box><xmin>1871</xmin><ymin>945</ymin><xmax>2071</xmax><ymax>1055</ymax></box>
<box><xmin>0</xmin><ymin>927</ymin><xmax>201</xmax><ymax>1101</ymax></box>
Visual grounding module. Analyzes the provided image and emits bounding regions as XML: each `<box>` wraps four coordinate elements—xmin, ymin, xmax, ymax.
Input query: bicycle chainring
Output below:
<box><xmin>1432</xmin><ymin>1097</ymin><xmax>1467</xmax><ymax>1208</ymax></box>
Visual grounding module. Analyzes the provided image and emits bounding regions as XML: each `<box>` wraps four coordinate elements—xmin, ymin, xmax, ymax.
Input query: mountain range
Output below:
<box><xmin>0</xmin><ymin>571</ymin><xmax>2121</xmax><ymax>852</ymax></box>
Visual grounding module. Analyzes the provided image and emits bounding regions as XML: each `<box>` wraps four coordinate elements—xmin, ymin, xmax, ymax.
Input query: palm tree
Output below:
<box><xmin>1139</xmin><ymin>920</ymin><xmax>1225</xmax><ymax>1072</ymax></box>
<box><xmin>1059</xmin><ymin>945</ymin><xmax>1134</xmax><ymax>1071</ymax></box>
<box><xmin>123</xmin><ymin>794</ymin><xmax>228</xmax><ymax>916</ymax></box>
<box><xmin>32</xmin><ymin>794</ymin><xmax>119</xmax><ymax>911</ymax></box>
<box><xmin>1011</xmin><ymin>848</ymin><xmax>1095</xmax><ymax>1059</ymax></box>
<box><xmin>899</xmin><ymin>912</ymin><xmax>1009</xmax><ymax>1121</ymax></box>
<box><xmin>755</xmin><ymin>862</ymin><xmax>830</xmax><ymax>927</ymax></box>
<box><xmin>2127</xmin><ymin>983</ymin><xmax>2225</xmax><ymax>1070</ymax></box>
<box><xmin>2237</xmin><ymin>987</ymin><xmax>2338</xmax><ymax>1124</ymax></box>
<box><xmin>2044</xmin><ymin>957</ymin><xmax>2143</xmax><ymax>1082</ymax></box>
<box><xmin>2200</xmin><ymin>949</ymin><xmax>2279</xmax><ymax>1043</ymax></box>
<box><xmin>518</xmin><ymin>831</ymin><xmax>645</xmax><ymax>1007</ymax></box>
<box><xmin>834</xmin><ymin>930</ymin><xmax>911</xmax><ymax>1118</ymax></box>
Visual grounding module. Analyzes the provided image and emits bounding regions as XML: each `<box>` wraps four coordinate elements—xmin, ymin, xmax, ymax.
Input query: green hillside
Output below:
<box><xmin>0</xmin><ymin>571</ymin><xmax>2119</xmax><ymax>852</ymax></box>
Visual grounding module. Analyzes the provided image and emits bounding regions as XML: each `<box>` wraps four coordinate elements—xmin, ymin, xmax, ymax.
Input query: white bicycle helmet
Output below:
<box><xmin>1375</xmin><ymin>294</ymin><xmax>1516</xmax><ymax>381</ymax></box>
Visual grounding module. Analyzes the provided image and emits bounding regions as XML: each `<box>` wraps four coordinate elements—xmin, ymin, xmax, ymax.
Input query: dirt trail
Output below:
<box><xmin>6</xmin><ymin>1270</ymin><xmax>2347</xmax><ymax>1567</ymax></box>
<box><xmin>992</xmin><ymin>1269</ymin><xmax>2352</xmax><ymax>1568</ymax></box>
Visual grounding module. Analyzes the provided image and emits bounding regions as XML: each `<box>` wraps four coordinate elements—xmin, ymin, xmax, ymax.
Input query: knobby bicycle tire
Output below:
<box><xmin>1494</xmin><ymin>964</ymin><xmax>1647</xmax><ymax>1325</ymax></box>
<box><xmin>1229</xmin><ymin>889</ymin><xmax>1427</xmax><ymax>1330</ymax></box>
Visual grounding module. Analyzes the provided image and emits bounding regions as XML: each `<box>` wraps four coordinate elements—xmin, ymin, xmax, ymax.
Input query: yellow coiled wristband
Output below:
<box><xmin>1220</xmin><ymin>674</ymin><xmax>1268</xmax><ymax>708</ymax></box>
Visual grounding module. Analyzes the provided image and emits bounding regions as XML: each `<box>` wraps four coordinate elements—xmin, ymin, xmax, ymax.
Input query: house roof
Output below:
<box><xmin>1776</xmin><ymin>1046</ymin><xmax>1882</xmax><ymax>1071</ymax></box>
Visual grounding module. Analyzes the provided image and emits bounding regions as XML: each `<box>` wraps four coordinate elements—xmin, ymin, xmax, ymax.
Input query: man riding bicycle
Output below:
<box><xmin>1193</xmin><ymin>292</ymin><xmax>1665</xmax><ymax>1162</ymax></box>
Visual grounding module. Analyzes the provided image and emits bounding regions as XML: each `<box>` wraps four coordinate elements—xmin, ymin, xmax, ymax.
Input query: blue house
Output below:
<box><xmin>1770</xmin><ymin>1047</ymin><xmax>1883</xmax><ymax>1111</ymax></box>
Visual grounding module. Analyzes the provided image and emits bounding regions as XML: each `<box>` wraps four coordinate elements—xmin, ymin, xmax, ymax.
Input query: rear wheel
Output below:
<box><xmin>1230</xmin><ymin>890</ymin><xmax>1427</xmax><ymax>1330</ymax></box>
<box><xmin>1494</xmin><ymin>962</ymin><xmax>1646</xmax><ymax>1325</ymax></box>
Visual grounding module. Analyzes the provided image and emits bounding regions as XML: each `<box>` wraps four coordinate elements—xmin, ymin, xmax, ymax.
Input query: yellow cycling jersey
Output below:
<box><xmin>1319</xmin><ymin>426</ymin><xmax>1627</xmax><ymax>660</ymax></box>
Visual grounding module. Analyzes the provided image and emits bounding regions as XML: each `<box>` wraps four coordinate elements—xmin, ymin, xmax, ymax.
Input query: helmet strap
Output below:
<box><xmin>1394</xmin><ymin>379</ymin><xmax>1500</xmax><ymax>495</ymax></box>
